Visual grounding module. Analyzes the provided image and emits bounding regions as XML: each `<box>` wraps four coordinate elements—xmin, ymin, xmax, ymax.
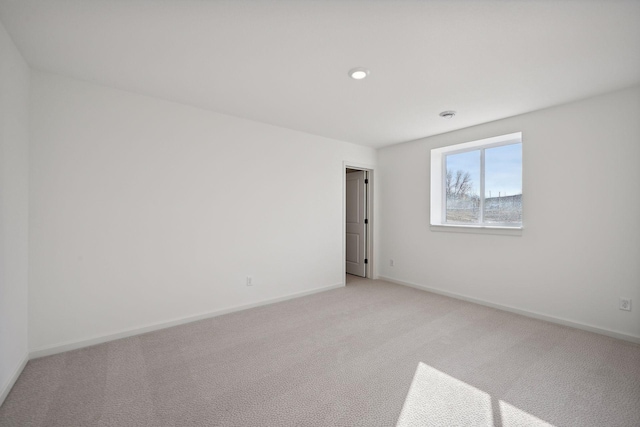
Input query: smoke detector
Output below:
<box><xmin>439</xmin><ymin>111</ymin><xmax>456</xmax><ymax>119</ymax></box>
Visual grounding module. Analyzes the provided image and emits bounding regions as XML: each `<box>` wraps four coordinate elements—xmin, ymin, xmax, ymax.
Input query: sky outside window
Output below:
<box><xmin>485</xmin><ymin>143</ymin><xmax>522</xmax><ymax>198</ymax></box>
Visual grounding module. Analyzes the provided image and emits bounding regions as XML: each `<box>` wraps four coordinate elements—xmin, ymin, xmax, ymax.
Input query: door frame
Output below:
<box><xmin>342</xmin><ymin>161</ymin><xmax>376</xmax><ymax>281</ymax></box>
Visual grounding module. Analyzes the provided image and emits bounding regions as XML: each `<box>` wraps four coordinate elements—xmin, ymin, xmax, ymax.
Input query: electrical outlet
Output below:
<box><xmin>390</xmin><ymin>259</ymin><xmax>394</xmax><ymax>267</ymax></box>
<box><xmin>619</xmin><ymin>298</ymin><xmax>631</xmax><ymax>311</ymax></box>
<box><xmin>246</xmin><ymin>276</ymin><xmax>253</xmax><ymax>286</ymax></box>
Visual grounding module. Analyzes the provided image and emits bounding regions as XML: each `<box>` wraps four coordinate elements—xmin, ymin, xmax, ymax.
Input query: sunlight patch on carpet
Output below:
<box><xmin>396</xmin><ymin>362</ymin><xmax>554</xmax><ymax>427</ymax></box>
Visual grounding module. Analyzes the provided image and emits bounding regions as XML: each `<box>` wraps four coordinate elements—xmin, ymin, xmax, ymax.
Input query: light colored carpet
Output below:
<box><xmin>1</xmin><ymin>277</ymin><xmax>639</xmax><ymax>426</ymax></box>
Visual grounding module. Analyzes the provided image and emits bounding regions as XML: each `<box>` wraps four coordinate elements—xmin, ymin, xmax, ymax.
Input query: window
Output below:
<box><xmin>431</xmin><ymin>132</ymin><xmax>522</xmax><ymax>229</ymax></box>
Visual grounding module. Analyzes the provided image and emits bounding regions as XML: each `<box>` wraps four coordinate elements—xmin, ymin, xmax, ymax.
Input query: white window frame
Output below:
<box><xmin>430</xmin><ymin>132</ymin><xmax>522</xmax><ymax>234</ymax></box>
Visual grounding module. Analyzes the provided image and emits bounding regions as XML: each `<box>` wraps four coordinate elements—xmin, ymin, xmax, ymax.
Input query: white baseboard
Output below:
<box><xmin>378</xmin><ymin>275</ymin><xmax>640</xmax><ymax>345</ymax></box>
<box><xmin>0</xmin><ymin>353</ymin><xmax>28</xmax><ymax>408</ymax></box>
<box><xmin>30</xmin><ymin>282</ymin><xmax>345</xmax><ymax>359</ymax></box>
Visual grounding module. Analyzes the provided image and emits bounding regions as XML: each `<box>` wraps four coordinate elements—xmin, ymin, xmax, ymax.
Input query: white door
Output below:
<box><xmin>346</xmin><ymin>170</ymin><xmax>367</xmax><ymax>277</ymax></box>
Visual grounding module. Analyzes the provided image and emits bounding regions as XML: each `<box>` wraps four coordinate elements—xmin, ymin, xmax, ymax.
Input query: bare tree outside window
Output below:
<box><xmin>445</xmin><ymin>149</ymin><xmax>481</xmax><ymax>223</ymax></box>
<box><xmin>446</xmin><ymin>169</ymin><xmax>473</xmax><ymax>199</ymax></box>
<box><xmin>445</xmin><ymin>169</ymin><xmax>480</xmax><ymax>222</ymax></box>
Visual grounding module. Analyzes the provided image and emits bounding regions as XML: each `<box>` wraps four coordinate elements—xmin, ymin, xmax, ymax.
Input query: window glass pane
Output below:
<box><xmin>484</xmin><ymin>143</ymin><xmax>522</xmax><ymax>224</ymax></box>
<box><xmin>445</xmin><ymin>150</ymin><xmax>480</xmax><ymax>223</ymax></box>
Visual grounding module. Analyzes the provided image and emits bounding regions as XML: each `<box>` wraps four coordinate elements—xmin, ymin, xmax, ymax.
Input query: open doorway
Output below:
<box><xmin>344</xmin><ymin>164</ymin><xmax>373</xmax><ymax>280</ymax></box>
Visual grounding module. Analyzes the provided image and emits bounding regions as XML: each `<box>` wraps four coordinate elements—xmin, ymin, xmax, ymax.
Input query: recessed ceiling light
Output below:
<box><xmin>439</xmin><ymin>110</ymin><xmax>456</xmax><ymax>119</ymax></box>
<box><xmin>349</xmin><ymin>67</ymin><xmax>370</xmax><ymax>80</ymax></box>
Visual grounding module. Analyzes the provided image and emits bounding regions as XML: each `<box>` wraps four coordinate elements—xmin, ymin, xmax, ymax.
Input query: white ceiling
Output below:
<box><xmin>1</xmin><ymin>1</ymin><xmax>639</xmax><ymax>148</ymax></box>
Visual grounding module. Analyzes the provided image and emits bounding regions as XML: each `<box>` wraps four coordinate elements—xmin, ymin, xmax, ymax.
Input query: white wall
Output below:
<box><xmin>29</xmin><ymin>71</ymin><xmax>376</xmax><ymax>353</ymax></box>
<box><xmin>0</xmin><ymin>20</ymin><xmax>29</xmax><ymax>403</ymax></box>
<box><xmin>379</xmin><ymin>86</ymin><xmax>640</xmax><ymax>341</ymax></box>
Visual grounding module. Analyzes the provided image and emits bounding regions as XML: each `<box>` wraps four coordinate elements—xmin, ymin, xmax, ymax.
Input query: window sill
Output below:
<box><xmin>430</xmin><ymin>224</ymin><xmax>523</xmax><ymax>236</ymax></box>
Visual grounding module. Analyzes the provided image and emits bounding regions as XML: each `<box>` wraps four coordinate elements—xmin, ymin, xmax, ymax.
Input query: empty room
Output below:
<box><xmin>1</xmin><ymin>1</ymin><xmax>639</xmax><ymax>426</ymax></box>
